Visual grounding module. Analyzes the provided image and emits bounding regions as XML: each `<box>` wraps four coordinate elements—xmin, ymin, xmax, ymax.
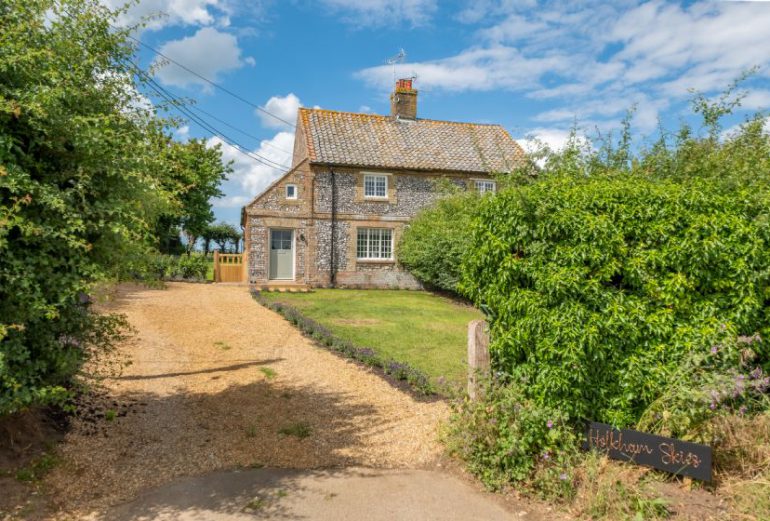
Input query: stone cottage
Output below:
<box><xmin>241</xmin><ymin>79</ymin><xmax>526</xmax><ymax>289</ymax></box>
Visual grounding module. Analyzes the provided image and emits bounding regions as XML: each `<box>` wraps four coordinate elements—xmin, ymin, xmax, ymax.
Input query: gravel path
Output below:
<box><xmin>44</xmin><ymin>283</ymin><xmax>449</xmax><ymax>518</ymax></box>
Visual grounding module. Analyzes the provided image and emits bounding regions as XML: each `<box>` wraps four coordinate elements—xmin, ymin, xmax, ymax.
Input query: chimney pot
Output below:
<box><xmin>390</xmin><ymin>78</ymin><xmax>417</xmax><ymax>120</ymax></box>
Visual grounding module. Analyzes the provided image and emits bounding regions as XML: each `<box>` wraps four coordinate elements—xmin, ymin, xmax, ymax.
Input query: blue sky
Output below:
<box><xmin>108</xmin><ymin>0</ymin><xmax>770</xmax><ymax>225</ymax></box>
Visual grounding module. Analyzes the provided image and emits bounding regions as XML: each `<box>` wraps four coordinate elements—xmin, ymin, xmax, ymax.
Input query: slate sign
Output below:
<box><xmin>584</xmin><ymin>422</ymin><xmax>712</xmax><ymax>482</ymax></box>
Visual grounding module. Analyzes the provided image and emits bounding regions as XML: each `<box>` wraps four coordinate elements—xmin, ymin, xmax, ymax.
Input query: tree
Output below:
<box><xmin>154</xmin><ymin>138</ymin><xmax>231</xmax><ymax>254</ymax></box>
<box><xmin>0</xmin><ymin>1</ymin><xmax>227</xmax><ymax>415</ymax></box>
<box><xmin>208</xmin><ymin>222</ymin><xmax>241</xmax><ymax>253</ymax></box>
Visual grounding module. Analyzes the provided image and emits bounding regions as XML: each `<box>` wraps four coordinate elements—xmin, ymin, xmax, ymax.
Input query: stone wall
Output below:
<box><xmin>244</xmin><ymin>163</ymin><xmax>489</xmax><ymax>289</ymax></box>
<box><xmin>313</xmin><ymin>168</ymin><xmax>469</xmax><ymax>218</ymax></box>
<box><xmin>246</xmin><ymin>216</ymin><xmax>310</xmax><ymax>284</ymax></box>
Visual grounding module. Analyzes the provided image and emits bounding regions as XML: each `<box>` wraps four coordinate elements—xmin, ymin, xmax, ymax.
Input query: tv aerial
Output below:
<box><xmin>386</xmin><ymin>49</ymin><xmax>407</xmax><ymax>84</ymax></box>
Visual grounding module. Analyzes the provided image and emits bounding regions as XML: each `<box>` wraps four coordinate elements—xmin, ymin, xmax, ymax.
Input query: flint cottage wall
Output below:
<box><xmin>243</xmin><ymin>164</ymin><xmax>489</xmax><ymax>288</ymax></box>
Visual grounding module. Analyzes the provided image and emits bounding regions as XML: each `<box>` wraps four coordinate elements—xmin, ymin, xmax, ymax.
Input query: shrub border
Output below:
<box><xmin>250</xmin><ymin>289</ymin><xmax>437</xmax><ymax>397</ymax></box>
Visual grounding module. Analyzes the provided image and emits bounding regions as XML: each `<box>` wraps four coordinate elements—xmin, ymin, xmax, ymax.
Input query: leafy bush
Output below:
<box><xmin>178</xmin><ymin>254</ymin><xmax>209</xmax><ymax>280</ymax></box>
<box><xmin>0</xmin><ymin>2</ymin><xmax>228</xmax><ymax>415</ymax></box>
<box><xmin>461</xmin><ymin>174</ymin><xmax>770</xmax><ymax>427</ymax></box>
<box><xmin>637</xmin><ymin>335</ymin><xmax>769</xmax><ymax>439</ymax></box>
<box><xmin>398</xmin><ymin>192</ymin><xmax>481</xmax><ymax>293</ymax></box>
<box><xmin>443</xmin><ymin>381</ymin><xmax>578</xmax><ymax>493</ymax></box>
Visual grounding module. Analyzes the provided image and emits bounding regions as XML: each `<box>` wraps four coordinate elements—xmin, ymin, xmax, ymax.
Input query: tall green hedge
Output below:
<box><xmin>460</xmin><ymin>174</ymin><xmax>770</xmax><ymax>426</ymax></box>
<box><xmin>398</xmin><ymin>192</ymin><xmax>481</xmax><ymax>293</ymax></box>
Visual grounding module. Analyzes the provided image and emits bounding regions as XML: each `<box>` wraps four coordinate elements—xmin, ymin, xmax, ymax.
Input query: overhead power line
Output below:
<box><xmin>125</xmin><ymin>34</ymin><xmax>297</xmax><ymax>129</ymax></box>
<box><xmin>188</xmin><ymin>104</ymin><xmax>294</xmax><ymax>155</ymax></box>
<box><xmin>130</xmin><ymin>62</ymin><xmax>291</xmax><ymax>171</ymax></box>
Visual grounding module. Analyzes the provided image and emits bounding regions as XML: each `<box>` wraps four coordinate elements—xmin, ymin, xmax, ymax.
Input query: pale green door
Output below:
<box><xmin>269</xmin><ymin>229</ymin><xmax>294</xmax><ymax>280</ymax></box>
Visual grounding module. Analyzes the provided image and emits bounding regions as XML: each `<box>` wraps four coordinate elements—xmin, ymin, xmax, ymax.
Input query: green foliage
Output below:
<box><xmin>462</xmin><ymin>174</ymin><xmax>770</xmax><ymax>427</ymax></box>
<box><xmin>121</xmin><ymin>253</ymin><xmax>209</xmax><ymax>281</ymax></box>
<box><xmin>0</xmin><ymin>1</ymin><xmax>226</xmax><ymax>415</ymax></box>
<box><xmin>14</xmin><ymin>451</ymin><xmax>59</xmax><ymax>483</ymax></box>
<box><xmin>154</xmin><ymin>138</ymin><xmax>231</xmax><ymax>254</ymax></box>
<box><xmin>443</xmin><ymin>382</ymin><xmax>579</xmax><ymax>492</ymax></box>
<box><xmin>177</xmin><ymin>253</ymin><xmax>208</xmax><ymax>279</ymax></box>
<box><xmin>278</xmin><ymin>422</ymin><xmax>312</xmax><ymax>439</ymax></box>
<box><xmin>637</xmin><ymin>335</ymin><xmax>770</xmax><ymax>439</ymax></box>
<box><xmin>398</xmin><ymin>192</ymin><xmax>482</xmax><ymax>292</ymax></box>
<box><xmin>207</xmin><ymin>222</ymin><xmax>242</xmax><ymax>253</ymax></box>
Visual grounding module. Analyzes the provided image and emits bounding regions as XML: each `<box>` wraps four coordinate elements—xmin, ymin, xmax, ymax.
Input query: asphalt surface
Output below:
<box><xmin>94</xmin><ymin>467</ymin><xmax>529</xmax><ymax>521</ymax></box>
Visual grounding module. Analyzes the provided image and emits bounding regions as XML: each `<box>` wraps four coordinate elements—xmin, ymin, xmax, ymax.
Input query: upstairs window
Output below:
<box><xmin>475</xmin><ymin>180</ymin><xmax>496</xmax><ymax>194</ymax></box>
<box><xmin>356</xmin><ymin>228</ymin><xmax>393</xmax><ymax>260</ymax></box>
<box><xmin>286</xmin><ymin>184</ymin><xmax>297</xmax><ymax>199</ymax></box>
<box><xmin>364</xmin><ymin>174</ymin><xmax>388</xmax><ymax>198</ymax></box>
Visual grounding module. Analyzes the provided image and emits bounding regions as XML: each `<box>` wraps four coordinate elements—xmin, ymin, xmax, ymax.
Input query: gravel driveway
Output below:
<box><xmin>44</xmin><ymin>283</ymin><xmax>450</xmax><ymax>518</ymax></box>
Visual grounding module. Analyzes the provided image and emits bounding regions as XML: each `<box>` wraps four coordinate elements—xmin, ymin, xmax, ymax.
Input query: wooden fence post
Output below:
<box><xmin>213</xmin><ymin>250</ymin><xmax>219</xmax><ymax>283</ymax></box>
<box><xmin>468</xmin><ymin>319</ymin><xmax>491</xmax><ymax>401</ymax></box>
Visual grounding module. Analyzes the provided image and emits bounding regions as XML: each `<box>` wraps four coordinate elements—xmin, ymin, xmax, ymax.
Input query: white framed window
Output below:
<box><xmin>285</xmin><ymin>184</ymin><xmax>297</xmax><ymax>199</ymax></box>
<box><xmin>364</xmin><ymin>174</ymin><xmax>388</xmax><ymax>198</ymax></box>
<box><xmin>475</xmin><ymin>179</ymin><xmax>496</xmax><ymax>194</ymax></box>
<box><xmin>356</xmin><ymin>228</ymin><xmax>393</xmax><ymax>260</ymax></box>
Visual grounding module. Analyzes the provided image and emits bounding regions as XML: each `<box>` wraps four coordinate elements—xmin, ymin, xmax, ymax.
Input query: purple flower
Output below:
<box><xmin>542</xmin><ymin>451</ymin><xmax>550</xmax><ymax>460</ymax></box>
<box><xmin>710</xmin><ymin>345</ymin><xmax>718</xmax><ymax>355</ymax></box>
<box><xmin>559</xmin><ymin>473</ymin><xmax>568</xmax><ymax>481</ymax></box>
<box><xmin>709</xmin><ymin>402</ymin><xmax>717</xmax><ymax>410</ymax></box>
<box><xmin>750</xmin><ymin>367</ymin><xmax>763</xmax><ymax>380</ymax></box>
<box><xmin>546</xmin><ymin>420</ymin><xmax>554</xmax><ymax>429</ymax></box>
<box><xmin>739</xmin><ymin>406</ymin><xmax>747</xmax><ymax>415</ymax></box>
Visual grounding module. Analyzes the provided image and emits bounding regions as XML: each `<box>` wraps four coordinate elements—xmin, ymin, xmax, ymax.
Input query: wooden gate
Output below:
<box><xmin>213</xmin><ymin>251</ymin><xmax>247</xmax><ymax>283</ymax></box>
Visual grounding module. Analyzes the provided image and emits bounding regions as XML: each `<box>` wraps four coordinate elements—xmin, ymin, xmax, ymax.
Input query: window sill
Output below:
<box><xmin>363</xmin><ymin>197</ymin><xmax>390</xmax><ymax>201</ymax></box>
<box><xmin>356</xmin><ymin>258</ymin><xmax>395</xmax><ymax>264</ymax></box>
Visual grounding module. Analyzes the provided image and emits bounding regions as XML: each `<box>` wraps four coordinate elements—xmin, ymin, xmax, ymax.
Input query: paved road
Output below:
<box><xmin>96</xmin><ymin>468</ymin><xmax>524</xmax><ymax>521</ymax></box>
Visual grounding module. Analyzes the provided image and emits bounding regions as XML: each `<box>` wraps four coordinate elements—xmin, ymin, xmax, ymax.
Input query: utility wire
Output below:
<box><xmin>50</xmin><ymin>5</ymin><xmax>294</xmax><ymax>170</ymax></box>
<box><xmin>131</xmin><ymin>62</ymin><xmax>291</xmax><ymax>171</ymax></box>
<box><xmin>188</xmin><ymin>104</ymin><xmax>294</xmax><ymax>155</ymax></box>
<box><xmin>125</xmin><ymin>34</ymin><xmax>297</xmax><ymax>129</ymax></box>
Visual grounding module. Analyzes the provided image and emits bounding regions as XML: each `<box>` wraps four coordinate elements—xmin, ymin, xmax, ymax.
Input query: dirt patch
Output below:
<box><xmin>41</xmin><ymin>283</ymin><xmax>449</xmax><ymax>518</ymax></box>
<box><xmin>0</xmin><ymin>408</ymin><xmax>68</xmax><ymax>520</ymax></box>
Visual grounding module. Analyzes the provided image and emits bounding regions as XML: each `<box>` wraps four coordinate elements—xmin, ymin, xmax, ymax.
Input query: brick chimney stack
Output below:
<box><xmin>390</xmin><ymin>78</ymin><xmax>417</xmax><ymax>120</ymax></box>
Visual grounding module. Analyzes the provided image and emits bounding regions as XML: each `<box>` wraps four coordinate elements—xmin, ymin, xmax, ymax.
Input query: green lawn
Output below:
<box><xmin>261</xmin><ymin>289</ymin><xmax>482</xmax><ymax>385</ymax></box>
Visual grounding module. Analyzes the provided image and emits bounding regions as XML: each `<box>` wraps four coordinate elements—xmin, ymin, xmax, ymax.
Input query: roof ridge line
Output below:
<box><xmin>299</xmin><ymin>107</ymin><xmax>507</xmax><ymax>128</ymax></box>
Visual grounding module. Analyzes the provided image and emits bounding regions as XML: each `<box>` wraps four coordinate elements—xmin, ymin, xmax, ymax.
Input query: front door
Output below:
<box><xmin>269</xmin><ymin>229</ymin><xmax>294</xmax><ymax>280</ymax></box>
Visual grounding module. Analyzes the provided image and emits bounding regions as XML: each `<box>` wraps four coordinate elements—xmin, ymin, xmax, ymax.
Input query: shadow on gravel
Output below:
<box><xmin>46</xmin><ymin>378</ymin><xmax>394</xmax><ymax>516</ymax></box>
<box><xmin>112</xmin><ymin>359</ymin><xmax>284</xmax><ymax>381</ymax></box>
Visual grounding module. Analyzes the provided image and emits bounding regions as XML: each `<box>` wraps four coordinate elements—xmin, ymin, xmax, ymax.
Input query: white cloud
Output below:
<box><xmin>320</xmin><ymin>0</ymin><xmax>437</xmax><ymax>26</ymax></box>
<box><xmin>357</xmin><ymin>46</ymin><xmax>572</xmax><ymax>92</ymax></box>
<box><xmin>516</xmin><ymin>127</ymin><xmax>587</xmax><ymax>153</ymax></box>
<box><xmin>740</xmin><ymin>90</ymin><xmax>770</xmax><ymax>111</ymax></box>
<box><xmin>212</xmin><ymin>195</ymin><xmax>251</xmax><ymax>208</ymax></box>
<box><xmin>258</xmin><ymin>93</ymin><xmax>302</xmax><ymax>129</ymax></box>
<box><xmin>153</xmin><ymin>27</ymin><xmax>251</xmax><ymax>90</ymax></box>
<box><xmin>208</xmin><ymin>131</ymin><xmax>295</xmax><ymax>209</ymax></box>
<box><xmin>358</xmin><ymin>1</ymin><xmax>770</xmax><ymax>131</ymax></box>
<box><xmin>175</xmin><ymin>125</ymin><xmax>190</xmax><ymax>141</ymax></box>
<box><xmin>101</xmin><ymin>0</ymin><xmax>230</xmax><ymax>32</ymax></box>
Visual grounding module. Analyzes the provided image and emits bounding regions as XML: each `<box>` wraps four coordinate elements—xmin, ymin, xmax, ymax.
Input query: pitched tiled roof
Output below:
<box><xmin>298</xmin><ymin>108</ymin><xmax>525</xmax><ymax>174</ymax></box>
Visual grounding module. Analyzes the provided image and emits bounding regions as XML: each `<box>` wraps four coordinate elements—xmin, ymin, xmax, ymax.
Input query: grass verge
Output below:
<box><xmin>252</xmin><ymin>289</ymin><xmax>477</xmax><ymax>395</ymax></box>
<box><xmin>257</xmin><ymin>289</ymin><xmax>480</xmax><ymax>387</ymax></box>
